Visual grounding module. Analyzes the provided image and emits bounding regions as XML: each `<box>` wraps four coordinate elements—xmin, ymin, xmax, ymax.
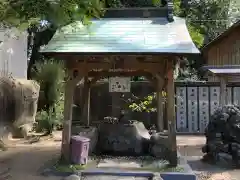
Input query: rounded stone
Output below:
<box><xmin>64</xmin><ymin>174</ymin><xmax>80</xmax><ymax>180</ymax></box>
<box><xmin>152</xmin><ymin>173</ymin><xmax>163</xmax><ymax>180</ymax></box>
<box><xmin>97</xmin><ymin>121</ymin><xmax>150</xmax><ymax>155</ymax></box>
<box><xmin>203</xmin><ymin>105</ymin><xmax>240</xmax><ymax>165</ymax></box>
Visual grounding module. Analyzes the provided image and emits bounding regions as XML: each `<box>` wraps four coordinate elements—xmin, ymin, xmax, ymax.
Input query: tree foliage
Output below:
<box><xmin>173</xmin><ymin>0</ymin><xmax>204</xmax><ymax>48</ymax></box>
<box><xmin>173</xmin><ymin>0</ymin><xmax>232</xmax><ymax>80</ymax></box>
<box><xmin>185</xmin><ymin>0</ymin><xmax>230</xmax><ymax>43</ymax></box>
<box><xmin>0</xmin><ymin>0</ymin><xmax>104</xmax><ymax>29</ymax></box>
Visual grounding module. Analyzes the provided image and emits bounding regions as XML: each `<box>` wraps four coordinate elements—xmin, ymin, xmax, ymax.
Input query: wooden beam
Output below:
<box><xmin>61</xmin><ymin>79</ymin><xmax>75</xmax><ymax>162</ymax></box>
<box><xmin>156</xmin><ymin>74</ymin><xmax>164</xmax><ymax>132</ymax></box>
<box><xmin>67</xmin><ymin>57</ymin><xmax>165</xmax><ymax>76</ymax></box>
<box><xmin>87</xmin><ymin>70</ymin><xmax>155</xmax><ymax>77</ymax></box>
<box><xmin>71</xmin><ymin>69</ymin><xmax>158</xmax><ymax>82</ymax></box>
<box><xmin>166</xmin><ymin>59</ymin><xmax>177</xmax><ymax>166</ymax></box>
<box><xmin>219</xmin><ymin>76</ymin><xmax>227</xmax><ymax>106</ymax></box>
<box><xmin>70</xmin><ymin>62</ymin><xmax>112</xmax><ymax>72</ymax></box>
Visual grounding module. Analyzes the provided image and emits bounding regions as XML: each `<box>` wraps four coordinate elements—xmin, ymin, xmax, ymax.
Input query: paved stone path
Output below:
<box><xmin>177</xmin><ymin>135</ymin><xmax>239</xmax><ymax>180</ymax></box>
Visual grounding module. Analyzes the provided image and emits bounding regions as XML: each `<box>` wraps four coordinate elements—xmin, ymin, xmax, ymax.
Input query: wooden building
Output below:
<box><xmin>41</xmin><ymin>6</ymin><xmax>199</xmax><ymax>165</ymax></box>
<box><xmin>202</xmin><ymin>20</ymin><xmax>240</xmax><ymax>105</ymax></box>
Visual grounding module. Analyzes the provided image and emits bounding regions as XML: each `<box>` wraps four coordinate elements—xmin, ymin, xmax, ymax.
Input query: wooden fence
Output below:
<box><xmin>175</xmin><ymin>82</ymin><xmax>240</xmax><ymax>133</ymax></box>
<box><xmin>73</xmin><ymin>81</ymin><xmax>240</xmax><ymax>134</ymax></box>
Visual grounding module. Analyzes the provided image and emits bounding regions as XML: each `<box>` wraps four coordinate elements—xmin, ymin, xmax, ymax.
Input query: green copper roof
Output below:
<box><xmin>41</xmin><ymin>17</ymin><xmax>200</xmax><ymax>54</ymax></box>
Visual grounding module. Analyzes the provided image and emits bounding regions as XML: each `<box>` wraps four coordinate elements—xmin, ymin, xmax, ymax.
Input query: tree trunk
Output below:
<box><xmin>27</xmin><ymin>26</ymin><xmax>57</xmax><ymax>79</ymax></box>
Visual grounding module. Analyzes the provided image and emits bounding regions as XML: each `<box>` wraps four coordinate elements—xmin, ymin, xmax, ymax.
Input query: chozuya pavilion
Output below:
<box><xmin>41</xmin><ymin>4</ymin><xmax>200</xmax><ymax>166</ymax></box>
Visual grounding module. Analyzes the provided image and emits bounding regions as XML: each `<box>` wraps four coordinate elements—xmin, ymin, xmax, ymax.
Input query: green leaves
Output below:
<box><xmin>173</xmin><ymin>0</ymin><xmax>204</xmax><ymax>48</ymax></box>
<box><xmin>152</xmin><ymin>0</ymin><xmax>161</xmax><ymax>6</ymax></box>
<box><xmin>184</xmin><ymin>0</ymin><xmax>230</xmax><ymax>42</ymax></box>
<box><xmin>173</xmin><ymin>0</ymin><xmax>230</xmax><ymax>47</ymax></box>
<box><xmin>187</xmin><ymin>24</ymin><xmax>204</xmax><ymax>48</ymax></box>
<box><xmin>129</xmin><ymin>92</ymin><xmax>156</xmax><ymax>112</ymax></box>
<box><xmin>18</xmin><ymin>22</ymin><xmax>31</xmax><ymax>31</ymax></box>
<box><xmin>33</xmin><ymin>59</ymin><xmax>65</xmax><ymax>108</ymax></box>
<box><xmin>0</xmin><ymin>0</ymin><xmax>104</xmax><ymax>30</ymax></box>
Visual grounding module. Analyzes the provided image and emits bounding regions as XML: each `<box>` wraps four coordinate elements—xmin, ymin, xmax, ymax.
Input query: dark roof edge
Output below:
<box><xmin>201</xmin><ymin>65</ymin><xmax>240</xmax><ymax>70</ymax></box>
<box><xmin>103</xmin><ymin>6</ymin><xmax>174</xmax><ymax>21</ymax></box>
<box><xmin>201</xmin><ymin>20</ymin><xmax>240</xmax><ymax>52</ymax></box>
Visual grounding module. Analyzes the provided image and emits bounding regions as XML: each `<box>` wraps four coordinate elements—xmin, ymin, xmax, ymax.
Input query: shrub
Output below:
<box><xmin>128</xmin><ymin>91</ymin><xmax>167</xmax><ymax>112</ymax></box>
<box><xmin>33</xmin><ymin>59</ymin><xmax>65</xmax><ymax>134</ymax></box>
<box><xmin>35</xmin><ymin>101</ymin><xmax>64</xmax><ymax>134</ymax></box>
<box><xmin>33</xmin><ymin>59</ymin><xmax>64</xmax><ymax>110</ymax></box>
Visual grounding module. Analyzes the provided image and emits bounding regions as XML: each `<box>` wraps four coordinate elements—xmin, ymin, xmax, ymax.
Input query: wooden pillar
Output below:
<box><xmin>166</xmin><ymin>60</ymin><xmax>177</xmax><ymax>166</ymax></box>
<box><xmin>82</xmin><ymin>76</ymin><xmax>91</xmax><ymax>126</ymax></box>
<box><xmin>61</xmin><ymin>80</ymin><xmax>75</xmax><ymax>162</ymax></box>
<box><xmin>86</xmin><ymin>84</ymin><xmax>91</xmax><ymax>126</ymax></box>
<box><xmin>156</xmin><ymin>75</ymin><xmax>164</xmax><ymax>132</ymax></box>
<box><xmin>220</xmin><ymin>76</ymin><xmax>227</xmax><ymax>106</ymax></box>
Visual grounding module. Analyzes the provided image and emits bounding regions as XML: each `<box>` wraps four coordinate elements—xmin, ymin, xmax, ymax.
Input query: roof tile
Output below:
<box><xmin>41</xmin><ymin>17</ymin><xmax>199</xmax><ymax>54</ymax></box>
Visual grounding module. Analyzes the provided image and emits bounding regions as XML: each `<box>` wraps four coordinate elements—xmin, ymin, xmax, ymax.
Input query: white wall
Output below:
<box><xmin>0</xmin><ymin>29</ymin><xmax>28</xmax><ymax>79</ymax></box>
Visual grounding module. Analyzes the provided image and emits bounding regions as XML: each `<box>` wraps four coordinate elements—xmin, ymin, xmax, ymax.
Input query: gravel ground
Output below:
<box><xmin>1</xmin><ymin>133</ymin><xmax>239</xmax><ymax>180</ymax></box>
<box><xmin>177</xmin><ymin>136</ymin><xmax>211</xmax><ymax>180</ymax></box>
<box><xmin>177</xmin><ymin>135</ymin><xmax>205</xmax><ymax>156</ymax></box>
<box><xmin>177</xmin><ymin>135</ymin><xmax>238</xmax><ymax>180</ymax></box>
<box><xmin>0</xmin><ymin>133</ymin><xmax>62</xmax><ymax>180</ymax></box>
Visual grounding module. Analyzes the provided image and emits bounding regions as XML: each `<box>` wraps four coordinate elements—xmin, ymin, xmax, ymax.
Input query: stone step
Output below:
<box><xmin>81</xmin><ymin>175</ymin><xmax>148</xmax><ymax>180</ymax></box>
<box><xmin>97</xmin><ymin>157</ymin><xmax>169</xmax><ymax>170</ymax></box>
<box><xmin>97</xmin><ymin>158</ymin><xmax>142</xmax><ymax>168</ymax></box>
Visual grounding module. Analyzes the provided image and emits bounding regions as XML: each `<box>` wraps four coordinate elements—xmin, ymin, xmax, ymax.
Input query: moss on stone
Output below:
<box><xmin>53</xmin><ymin>163</ymin><xmax>85</xmax><ymax>173</ymax></box>
<box><xmin>52</xmin><ymin>156</ymin><xmax>184</xmax><ymax>173</ymax></box>
<box><xmin>111</xmin><ymin>165</ymin><xmax>184</xmax><ymax>172</ymax></box>
<box><xmin>53</xmin><ymin>158</ymin><xmax>98</xmax><ymax>173</ymax></box>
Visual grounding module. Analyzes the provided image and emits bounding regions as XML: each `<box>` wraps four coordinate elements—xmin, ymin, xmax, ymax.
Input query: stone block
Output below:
<box><xmin>0</xmin><ymin>77</ymin><xmax>40</xmax><ymax>138</ymax></box>
<box><xmin>97</xmin><ymin>121</ymin><xmax>150</xmax><ymax>155</ymax></box>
